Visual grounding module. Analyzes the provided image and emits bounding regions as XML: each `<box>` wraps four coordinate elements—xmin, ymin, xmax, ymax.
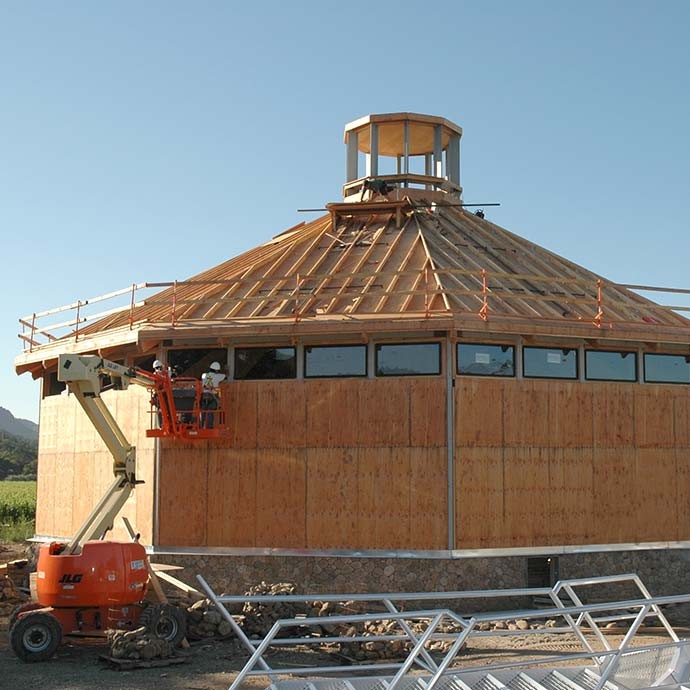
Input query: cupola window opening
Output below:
<box><xmin>375</xmin><ymin>342</ymin><xmax>442</xmax><ymax>376</ymax></box>
<box><xmin>644</xmin><ymin>353</ymin><xmax>690</xmax><ymax>384</ymax></box>
<box><xmin>585</xmin><ymin>350</ymin><xmax>637</xmax><ymax>382</ymax></box>
<box><xmin>457</xmin><ymin>343</ymin><xmax>516</xmax><ymax>377</ymax></box>
<box><xmin>304</xmin><ymin>344</ymin><xmax>367</xmax><ymax>378</ymax></box>
<box><xmin>523</xmin><ymin>346</ymin><xmax>578</xmax><ymax>380</ymax></box>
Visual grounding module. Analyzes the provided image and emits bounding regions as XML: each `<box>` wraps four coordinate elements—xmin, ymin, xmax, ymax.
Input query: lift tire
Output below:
<box><xmin>8</xmin><ymin>602</ymin><xmax>44</xmax><ymax>632</ymax></box>
<box><xmin>139</xmin><ymin>603</ymin><xmax>187</xmax><ymax>647</ymax></box>
<box><xmin>10</xmin><ymin>611</ymin><xmax>62</xmax><ymax>662</ymax></box>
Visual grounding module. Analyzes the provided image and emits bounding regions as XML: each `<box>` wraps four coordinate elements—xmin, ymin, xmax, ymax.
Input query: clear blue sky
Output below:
<box><xmin>2</xmin><ymin>1</ymin><xmax>689</xmax><ymax>422</ymax></box>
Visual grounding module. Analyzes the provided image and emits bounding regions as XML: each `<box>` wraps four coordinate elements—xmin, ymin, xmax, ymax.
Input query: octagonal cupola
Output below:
<box><xmin>343</xmin><ymin>112</ymin><xmax>463</xmax><ymax>201</ymax></box>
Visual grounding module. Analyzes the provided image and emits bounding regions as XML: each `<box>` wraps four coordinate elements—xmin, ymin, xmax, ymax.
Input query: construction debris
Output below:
<box><xmin>185</xmin><ymin>599</ymin><xmax>235</xmax><ymax>639</ymax></box>
<box><xmin>107</xmin><ymin>626</ymin><xmax>173</xmax><ymax>661</ymax></box>
<box><xmin>241</xmin><ymin>582</ymin><xmax>309</xmax><ymax>637</ymax></box>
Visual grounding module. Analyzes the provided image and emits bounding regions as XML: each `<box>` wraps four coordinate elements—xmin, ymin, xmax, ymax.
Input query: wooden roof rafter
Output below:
<box><xmin>272</xmin><ymin>216</ymin><xmax>374</xmax><ymax>319</ymax></box>
<box><xmin>348</xmin><ymin>214</ymin><xmax>414</xmax><ymax>315</ymax></box>
<box><xmin>314</xmin><ymin>218</ymin><xmax>389</xmax><ymax>316</ymax></box>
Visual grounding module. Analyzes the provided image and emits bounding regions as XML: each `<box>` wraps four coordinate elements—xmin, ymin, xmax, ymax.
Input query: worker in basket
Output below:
<box><xmin>151</xmin><ymin>359</ymin><xmax>170</xmax><ymax>427</ymax></box>
<box><xmin>201</xmin><ymin>361</ymin><xmax>225</xmax><ymax>428</ymax></box>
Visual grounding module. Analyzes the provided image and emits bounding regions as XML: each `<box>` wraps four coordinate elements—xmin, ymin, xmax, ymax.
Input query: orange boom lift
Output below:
<box><xmin>9</xmin><ymin>354</ymin><xmax>224</xmax><ymax>662</ymax></box>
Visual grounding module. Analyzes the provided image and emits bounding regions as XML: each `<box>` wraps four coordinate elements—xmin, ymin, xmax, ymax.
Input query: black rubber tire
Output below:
<box><xmin>9</xmin><ymin>611</ymin><xmax>62</xmax><ymax>663</ymax></box>
<box><xmin>139</xmin><ymin>603</ymin><xmax>186</xmax><ymax>647</ymax></box>
<box><xmin>8</xmin><ymin>602</ymin><xmax>43</xmax><ymax>632</ymax></box>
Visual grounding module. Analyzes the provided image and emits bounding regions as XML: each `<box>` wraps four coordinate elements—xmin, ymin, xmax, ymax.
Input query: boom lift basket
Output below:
<box><xmin>145</xmin><ymin>373</ymin><xmax>226</xmax><ymax>440</ymax></box>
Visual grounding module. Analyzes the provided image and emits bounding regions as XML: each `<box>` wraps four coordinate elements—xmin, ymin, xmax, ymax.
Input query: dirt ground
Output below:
<box><xmin>1</xmin><ymin>542</ymin><xmax>685</xmax><ymax>690</ymax></box>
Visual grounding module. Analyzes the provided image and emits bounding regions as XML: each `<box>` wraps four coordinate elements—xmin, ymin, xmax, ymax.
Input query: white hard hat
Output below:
<box><xmin>209</xmin><ymin>361</ymin><xmax>221</xmax><ymax>371</ymax></box>
<box><xmin>153</xmin><ymin>360</ymin><xmax>164</xmax><ymax>370</ymax></box>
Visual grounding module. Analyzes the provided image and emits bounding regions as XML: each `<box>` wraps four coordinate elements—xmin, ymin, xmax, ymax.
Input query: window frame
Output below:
<box><xmin>522</xmin><ymin>345</ymin><xmax>579</xmax><ymax>380</ymax></box>
<box><xmin>374</xmin><ymin>341</ymin><xmax>442</xmax><ymax>377</ymax></box>
<box><xmin>643</xmin><ymin>352</ymin><xmax>690</xmax><ymax>385</ymax></box>
<box><xmin>456</xmin><ymin>342</ymin><xmax>516</xmax><ymax>378</ymax></box>
<box><xmin>303</xmin><ymin>343</ymin><xmax>368</xmax><ymax>379</ymax></box>
<box><xmin>584</xmin><ymin>349</ymin><xmax>638</xmax><ymax>383</ymax></box>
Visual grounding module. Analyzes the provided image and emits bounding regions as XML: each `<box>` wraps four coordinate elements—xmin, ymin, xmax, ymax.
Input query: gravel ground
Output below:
<box><xmin>1</xmin><ymin>542</ymin><xmax>686</xmax><ymax>690</ymax></box>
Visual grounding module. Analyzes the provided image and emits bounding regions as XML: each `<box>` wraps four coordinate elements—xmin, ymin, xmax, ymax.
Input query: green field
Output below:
<box><xmin>0</xmin><ymin>480</ymin><xmax>36</xmax><ymax>541</ymax></box>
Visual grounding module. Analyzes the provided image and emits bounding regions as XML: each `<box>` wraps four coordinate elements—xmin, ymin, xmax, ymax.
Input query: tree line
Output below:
<box><xmin>0</xmin><ymin>431</ymin><xmax>37</xmax><ymax>480</ymax></box>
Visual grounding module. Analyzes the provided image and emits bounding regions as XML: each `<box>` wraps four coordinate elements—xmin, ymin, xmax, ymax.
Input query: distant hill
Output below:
<box><xmin>0</xmin><ymin>407</ymin><xmax>38</xmax><ymax>441</ymax></box>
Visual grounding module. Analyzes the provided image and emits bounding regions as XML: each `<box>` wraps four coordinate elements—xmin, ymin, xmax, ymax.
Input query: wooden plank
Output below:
<box><xmin>592</xmin><ymin>383</ymin><xmax>635</xmax><ymax>448</ymax></box>
<box><xmin>357</xmin><ymin>447</ymin><xmax>411</xmax><ymax>549</ymax></box>
<box><xmin>503</xmin><ymin>381</ymin><xmax>550</xmax><ymax>447</ymax></box>
<box><xmin>305</xmin><ymin>380</ymin><xmax>360</xmax><ymax>447</ymax></box>
<box><xmin>676</xmin><ymin>448</ymin><xmax>690</xmax><ymax>540</ymax></box>
<box><xmin>502</xmin><ymin>447</ymin><xmax>550</xmax><ymax>547</ymax></box>
<box><xmin>305</xmin><ymin>447</ymin><xmax>359</xmax><ymax>548</ymax></box>
<box><xmin>255</xmin><ymin>448</ymin><xmax>306</xmax><ymax>547</ymax></box>
<box><xmin>634</xmin><ymin>385</ymin><xmax>675</xmax><ymax>448</ymax></box>
<box><xmin>408</xmin><ymin>447</ymin><xmax>447</xmax><ymax>549</ymax></box>
<box><xmin>358</xmin><ymin>380</ymin><xmax>410</xmax><ymax>446</ymax></box>
<box><xmin>455</xmin><ymin>447</ymin><xmax>505</xmax><ymax>548</ymax></box>
<box><xmin>220</xmin><ymin>381</ymin><xmax>258</xmax><ymax>449</ymax></box>
<box><xmin>206</xmin><ymin>448</ymin><xmax>257</xmax><ymax>547</ymax></box>
<box><xmin>256</xmin><ymin>381</ymin><xmax>306</xmax><ymax>448</ymax></box>
<box><xmin>455</xmin><ymin>378</ymin><xmax>505</xmax><ymax>447</ymax></box>
<box><xmin>592</xmin><ymin>448</ymin><xmax>637</xmax><ymax>544</ymax></box>
<box><xmin>673</xmin><ymin>390</ymin><xmax>690</xmax><ymax>447</ymax></box>
<box><xmin>547</xmin><ymin>448</ymin><xmax>593</xmax><ymax>545</ymax></box>
<box><xmin>410</xmin><ymin>378</ymin><xmax>446</xmax><ymax>447</ymax></box>
<box><xmin>157</xmin><ymin>442</ymin><xmax>208</xmax><ymax>546</ymax></box>
<box><xmin>635</xmin><ymin>448</ymin><xmax>678</xmax><ymax>542</ymax></box>
<box><xmin>548</xmin><ymin>382</ymin><xmax>593</xmax><ymax>448</ymax></box>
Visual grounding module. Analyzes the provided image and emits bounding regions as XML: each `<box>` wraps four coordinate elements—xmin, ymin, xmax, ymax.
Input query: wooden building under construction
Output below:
<box><xmin>16</xmin><ymin>112</ymin><xmax>690</xmax><ymax>592</ymax></box>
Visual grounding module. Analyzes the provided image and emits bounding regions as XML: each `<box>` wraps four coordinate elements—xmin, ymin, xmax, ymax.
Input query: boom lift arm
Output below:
<box><xmin>57</xmin><ymin>354</ymin><xmax>155</xmax><ymax>555</ymax></box>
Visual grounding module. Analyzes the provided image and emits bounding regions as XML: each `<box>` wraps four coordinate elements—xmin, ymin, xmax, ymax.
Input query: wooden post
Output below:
<box><xmin>75</xmin><ymin>301</ymin><xmax>81</xmax><ymax>342</ymax></box>
<box><xmin>129</xmin><ymin>283</ymin><xmax>136</xmax><ymax>330</ymax></box>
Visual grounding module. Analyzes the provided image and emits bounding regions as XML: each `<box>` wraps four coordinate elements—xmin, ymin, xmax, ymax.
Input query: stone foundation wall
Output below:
<box><xmin>152</xmin><ymin>548</ymin><xmax>690</xmax><ymax>608</ymax></box>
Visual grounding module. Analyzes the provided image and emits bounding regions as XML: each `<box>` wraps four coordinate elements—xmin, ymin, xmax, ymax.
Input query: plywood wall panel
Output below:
<box><xmin>635</xmin><ymin>449</ymin><xmax>677</xmax><ymax>542</ymax></box>
<box><xmin>221</xmin><ymin>381</ymin><xmax>258</xmax><ymax>448</ymax></box>
<box><xmin>634</xmin><ymin>386</ymin><xmax>675</xmax><ymax>448</ymax></box>
<box><xmin>306</xmin><ymin>381</ymin><xmax>361</xmax><ymax>447</ymax></box>
<box><xmin>358</xmin><ymin>380</ymin><xmax>410</xmax><ymax>447</ymax></box>
<box><xmin>255</xmin><ymin>449</ymin><xmax>306</xmax><ymax>547</ymax></box>
<box><xmin>455</xmin><ymin>447</ymin><xmax>506</xmax><ymax>548</ymax></box>
<box><xmin>206</xmin><ymin>448</ymin><xmax>257</xmax><ymax>546</ymax></box>
<box><xmin>548</xmin><ymin>384</ymin><xmax>593</xmax><ymax>448</ymax></box>
<box><xmin>409</xmin><ymin>379</ymin><xmax>446</xmax><ymax>447</ymax></box>
<box><xmin>157</xmin><ymin>443</ymin><xmax>208</xmax><ymax>546</ymax></box>
<box><xmin>547</xmin><ymin>448</ymin><xmax>594</xmax><ymax>545</ymax></box>
<box><xmin>503</xmin><ymin>448</ymin><xmax>550</xmax><ymax>546</ymax></box>
<box><xmin>673</xmin><ymin>392</ymin><xmax>690</xmax><ymax>447</ymax></box>
<box><xmin>676</xmin><ymin>448</ymin><xmax>690</xmax><ymax>540</ymax></box>
<box><xmin>455</xmin><ymin>378</ymin><xmax>505</xmax><ymax>447</ymax></box>
<box><xmin>256</xmin><ymin>382</ymin><xmax>306</xmax><ymax>448</ymax></box>
<box><xmin>357</xmin><ymin>447</ymin><xmax>411</xmax><ymax>548</ymax></box>
<box><xmin>408</xmin><ymin>447</ymin><xmax>448</xmax><ymax>549</ymax></box>
<box><xmin>306</xmin><ymin>447</ymin><xmax>359</xmax><ymax>548</ymax></box>
<box><xmin>35</xmin><ymin>451</ymin><xmax>56</xmax><ymax>536</ymax></box>
<box><xmin>592</xmin><ymin>449</ymin><xmax>637</xmax><ymax>544</ymax></box>
<box><xmin>592</xmin><ymin>383</ymin><xmax>635</xmax><ymax>447</ymax></box>
<box><xmin>503</xmin><ymin>382</ymin><xmax>551</xmax><ymax>447</ymax></box>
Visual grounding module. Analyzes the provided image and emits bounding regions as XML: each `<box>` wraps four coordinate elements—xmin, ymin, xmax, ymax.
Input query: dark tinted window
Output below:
<box><xmin>168</xmin><ymin>348</ymin><xmax>227</xmax><ymax>378</ymax></box>
<box><xmin>234</xmin><ymin>347</ymin><xmax>296</xmax><ymax>380</ymax></box>
<box><xmin>457</xmin><ymin>343</ymin><xmax>515</xmax><ymax>377</ymax></box>
<box><xmin>585</xmin><ymin>350</ymin><xmax>637</xmax><ymax>382</ymax></box>
<box><xmin>375</xmin><ymin>343</ymin><xmax>441</xmax><ymax>376</ymax></box>
<box><xmin>523</xmin><ymin>347</ymin><xmax>578</xmax><ymax>379</ymax></box>
<box><xmin>305</xmin><ymin>345</ymin><xmax>367</xmax><ymax>378</ymax></box>
<box><xmin>44</xmin><ymin>371</ymin><xmax>66</xmax><ymax>397</ymax></box>
<box><xmin>644</xmin><ymin>353</ymin><xmax>690</xmax><ymax>384</ymax></box>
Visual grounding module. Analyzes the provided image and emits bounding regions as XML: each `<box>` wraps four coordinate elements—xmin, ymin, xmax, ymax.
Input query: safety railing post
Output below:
<box><xmin>594</xmin><ymin>279</ymin><xmax>604</xmax><ymax>328</ymax></box>
<box><xmin>74</xmin><ymin>301</ymin><xmax>81</xmax><ymax>342</ymax></box>
<box><xmin>29</xmin><ymin>313</ymin><xmax>36</xmax><ymax>353</ymax></box>
<box><xmin>479</xmin><ymin>268</ymin><xmax>489</xmax><ymax>321</ymax></box>
<box><xmin>129</xmin><ymin>283</ymin><xmax>136</xmax><ymax>330</ymax></box>
<box><xmin>294</xmin><ymin>273</ymin><xmax>301</xmax><ymax>323</ymax></box>
<box><xmin>171</xmin><ymin>281</ymin><xmax>177</xmax><ymax>327</ymax></box>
